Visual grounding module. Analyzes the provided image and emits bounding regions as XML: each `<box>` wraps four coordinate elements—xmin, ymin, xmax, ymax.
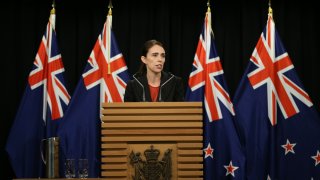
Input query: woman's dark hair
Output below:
<box><xmin>137</xmin><ymin>39</ymin><xmax>164</xmax><ymax>75</ymax></box>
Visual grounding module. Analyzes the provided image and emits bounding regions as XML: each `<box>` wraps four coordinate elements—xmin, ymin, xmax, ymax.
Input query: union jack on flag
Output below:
<box><xmin>82</xmin><ymin>11</ymin><xmax>128</xmax><ymax>104</ymax></box>
<box><xmin>233</xmin><ymin>12</ymin><xmax>320</xmax><ymax>180</ymax></box>
<box><xmin>247</xmin><ymin>15</ymin><xmax>312</xmax><ymax>126</ymax></box>
<box><xmin>186</xmin><ymin>9</ymin><xmax>234</xmax><ymax>122</ymax></box>
<box><xmin>58</xmin><ymin>11</ymin><xmax>130</xmax><ymax>178</ymax></box>
<box><xmin>185</xmin><ymin>8</ymin><xmax>245</xmax><ymax>179</ymax></box>
<box><xmin>28</xmin><ymin>11</ymin><xmax>71</xmax><ymax>121</ymax></box>
<box><xmin>6</xmin><ymin>8</ymin><xmax>70</xmax><ymax>178</ymax></box>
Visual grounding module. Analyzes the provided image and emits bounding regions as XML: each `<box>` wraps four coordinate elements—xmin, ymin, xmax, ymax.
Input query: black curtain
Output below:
<box><xmin>1</xmin><ymin>0</ymin><xmax>319</xmax><ymax>178</ymax></box>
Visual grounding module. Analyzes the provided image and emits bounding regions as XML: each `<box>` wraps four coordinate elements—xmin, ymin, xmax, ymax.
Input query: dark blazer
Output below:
<box><xmin>124</xmin><ymin>71</ymin><xmax>185</xmax><ymax>102</ymax></box>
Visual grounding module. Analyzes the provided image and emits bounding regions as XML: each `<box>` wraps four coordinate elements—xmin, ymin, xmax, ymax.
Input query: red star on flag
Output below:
<box><xmin>224</xmin><ymin>161</ymin><xmax>239</xmax><ymax>177</ymax></box>
<box><xmin>281</xmin><ymin>139</ymin><xmax>296</xmax><ymax>155</ymax></box>
<box><xmin>311</xmin><ymin>150</ymin><xmax>320</xmax><ymax>166</ymax></box>
<box><xmin>203</xmin><ymin>143</ymin><xmax>214</xmax><ymax>159</ymax></box>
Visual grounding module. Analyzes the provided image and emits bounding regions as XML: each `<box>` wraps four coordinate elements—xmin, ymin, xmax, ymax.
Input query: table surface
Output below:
<box><xmin>15</xmin><ymin>179</ymin><xmax>105</xmax><ymax>180</ymax></box>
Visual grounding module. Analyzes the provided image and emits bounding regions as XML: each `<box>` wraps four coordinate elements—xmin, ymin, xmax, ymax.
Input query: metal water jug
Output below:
<box><xmin>41</xmin><ymin>137</ymin><xmax>60</xmax><ymax>178</ymax></box>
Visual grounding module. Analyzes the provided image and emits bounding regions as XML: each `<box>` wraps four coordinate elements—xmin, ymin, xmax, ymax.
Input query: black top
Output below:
<box><xmin>124</xmin><ymin>71</ymin><xmax>185</xmax><ymax>102</ymax></box>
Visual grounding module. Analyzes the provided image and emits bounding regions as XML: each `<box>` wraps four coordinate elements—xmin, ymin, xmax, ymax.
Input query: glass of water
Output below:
<box><xmin>78</xmin><ymin>159</ymin><xmax>89</xmax><ymax>179</ymax></box>
<box><xmin>65</xmin><ymin>159</ymin><xmax>76</xmax><ymax>178</ymax></box>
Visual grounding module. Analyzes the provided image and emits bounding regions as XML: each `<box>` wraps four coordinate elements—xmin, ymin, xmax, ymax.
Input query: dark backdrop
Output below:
<box><xmin>1</xmin><ymin>0</ymin><xmax>319</xmax><ymax>178</ymax></box>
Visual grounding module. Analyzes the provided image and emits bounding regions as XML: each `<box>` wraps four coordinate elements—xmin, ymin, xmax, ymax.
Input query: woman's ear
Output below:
<box><xmin>141</xmin><ymin>56</ymin><xmax>146</xmax><ymax>64</ymax></box>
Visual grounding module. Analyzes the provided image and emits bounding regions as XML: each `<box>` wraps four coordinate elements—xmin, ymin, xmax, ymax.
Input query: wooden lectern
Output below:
<box><xmin>101</xmin><ymin>102</ymin><xmax>203</xmax><ymax>180</ymax></box>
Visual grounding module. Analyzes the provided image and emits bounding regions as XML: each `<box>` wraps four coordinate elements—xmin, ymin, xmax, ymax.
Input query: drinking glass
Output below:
<box><xmin>65</xmin><ymin>159</ymin><xmax>76</xmax><ymax>178</ymax></box>
<box><xmin>78</xmin><ymin>159</ymin><xmax>89</xmax><ymax>179</ymax></box>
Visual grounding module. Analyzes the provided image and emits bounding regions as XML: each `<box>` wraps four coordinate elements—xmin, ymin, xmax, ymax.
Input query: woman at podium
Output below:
<box><xmin>124</xmin><ymin>39</ymin><xmax>185</xmax><ymax>102</ymax></box>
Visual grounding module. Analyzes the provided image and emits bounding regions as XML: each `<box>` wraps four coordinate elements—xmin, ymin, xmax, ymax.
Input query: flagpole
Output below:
<box><xmin>206</xmin><ymin>0</ymin><xmax>215</xmax><ymax>40</ymax></box>
<box><xmin>50</xmin><ymin>0</ymin><xmax>56</xmax><ymax>30</ymax></box>
<box><xmin>51</xmin><ymin>0</ymin><xmax>55</xmax><ymax>14</ymax></box>
<box><xmin>107</xmin><ymin>0</ymin><xmax>113</xmax><ymax>74</ymax></box>
<box><xmin>108</xmin><ymin>0</ymin><xmax>113</xmax><ymax>15</ymax></box>
<box><xmin>268</xmin><ymin>0</ymin><xmax>273</xmax><ymax>18</ymax></box>
<box><xmin>205</xmin><ymin>0</ymin><xmax>213</xmax><ymax>60</ymax></box>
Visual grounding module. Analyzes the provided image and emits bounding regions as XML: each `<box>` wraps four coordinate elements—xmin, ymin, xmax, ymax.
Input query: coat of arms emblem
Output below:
<box><xmin>129</xmin><ymin>145</ymin><xmax>172</xmax><ymax>180</ymax></box>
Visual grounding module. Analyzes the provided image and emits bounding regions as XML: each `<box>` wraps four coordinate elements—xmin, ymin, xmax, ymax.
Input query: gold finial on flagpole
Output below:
<box><xmin>206</xmin><ymin>0</ymin><xmax>214</xmax><ymax>38</ymax></box>
<box><xmin>51</xmin><ymin>0</ymin><xmax>56</xmax><ymax>14</ymax></box>
<box><xmin>108</xmin><ymin>0</ymin><xmax>113</xmax><ymax>16</ymax></box>
<box><xmin>268</xmin><ymin>0</ymin><xmax>273</xmax><ymax>18</ymax></box>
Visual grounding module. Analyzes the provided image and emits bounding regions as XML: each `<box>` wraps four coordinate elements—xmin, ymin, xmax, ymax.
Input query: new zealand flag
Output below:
<box><xmin>233</xmin><ymin>14</ymin><xmax>320</xmax><ymax>179</ymax></box>
<box><xmin>185</xmin><ymin>9</ymin><xmax>245</xmax><ymax>179</ymax></box>
<box><xmin>57</xmin><ymin>13</ymin><xmax>130</xmax><ymax>178</ymax></box>
<box><xmin>6</xmin><ymin>10</ymin><xmax>70</xmax><ymax>178</ymax></box>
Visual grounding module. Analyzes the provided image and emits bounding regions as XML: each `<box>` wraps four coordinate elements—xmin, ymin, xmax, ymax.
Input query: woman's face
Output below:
<box><xmin>141</xmin><ymin>44</ymin><xmax>165</xmax><ymax>74</ymax></box>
